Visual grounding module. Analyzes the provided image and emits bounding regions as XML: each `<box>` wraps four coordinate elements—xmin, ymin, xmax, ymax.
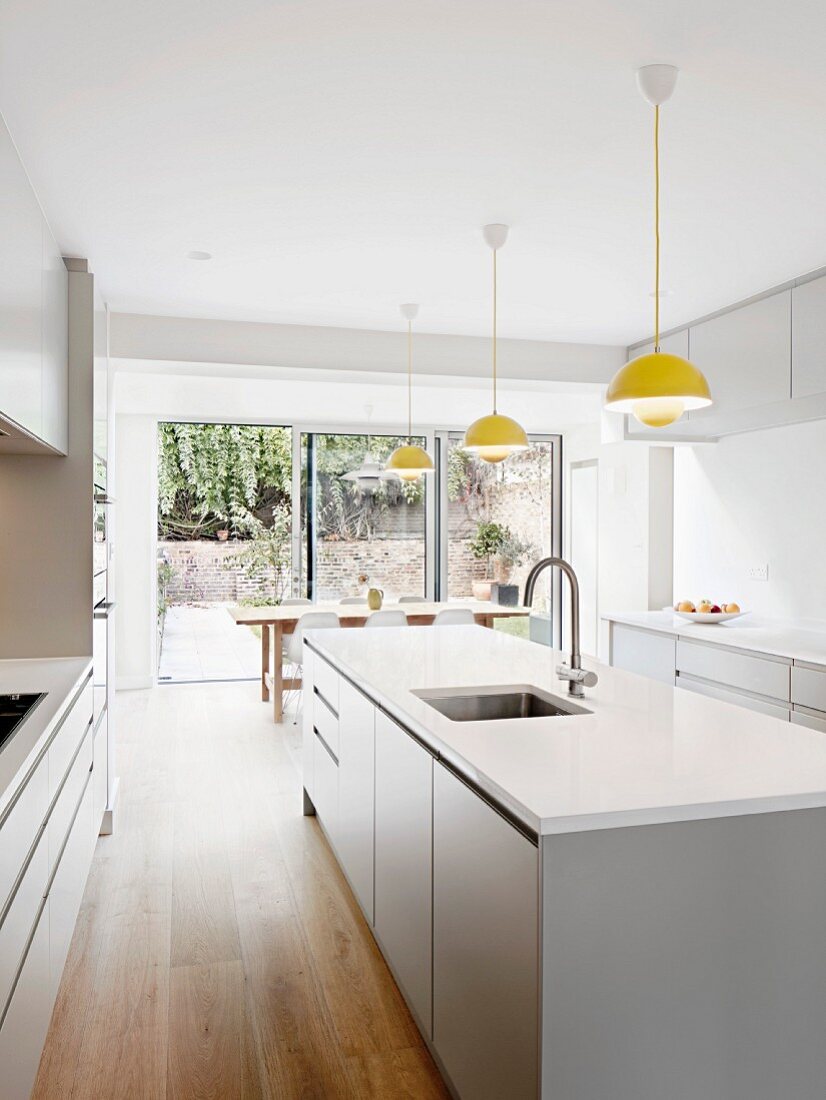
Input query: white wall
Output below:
<box><xmin>114</xmin><ymin>413</ymin><xmax>157</xmax><ymax>688</ymax></box>
<box><xmin>674</xmin><ymin>420</ymin><xmax>826</xmax><ymax>619</ymax></box>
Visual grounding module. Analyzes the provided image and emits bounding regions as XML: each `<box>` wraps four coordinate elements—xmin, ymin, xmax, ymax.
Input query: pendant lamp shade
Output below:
<box><xmin>462</xmin><ymin>225</ymin><xmax>529</xmax><ymax>462</ymax></box>
<box><xmin>605</xmin><ymin>66</ymin><xmax>712</xmax><ymax>428</ymax></box>
<box><xmin>385</xmin><ymin>303</ymin><xmax>434</xmax><ymax>482</ymax></box>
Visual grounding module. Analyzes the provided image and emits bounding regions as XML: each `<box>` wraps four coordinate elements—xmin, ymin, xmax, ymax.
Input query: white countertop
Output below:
<box><xmin>308</xmin><ymin>625</ymin><xmax>826</xmax><ymax>836</ymax></box>
<box><xmin>0</xmin><ymin>657</ymin><xmax>92</xmax><ymax>815</ymax></box>
<box><xmin>603</xmin><ymin>610</ymin><xmax>826</xmax><ymax>666</ymax></box>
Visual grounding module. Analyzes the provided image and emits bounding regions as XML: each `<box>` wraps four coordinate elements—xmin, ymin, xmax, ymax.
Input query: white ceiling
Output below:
<box><xmin>2</xmin><ymin>0</ymin><xmax>826</xmax><ymax>345</ymax></box>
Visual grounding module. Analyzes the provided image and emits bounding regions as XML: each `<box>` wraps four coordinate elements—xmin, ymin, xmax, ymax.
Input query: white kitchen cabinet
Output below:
<box><xmin>302</xmin><ymin>644</ymin><xmax>315</xmax><ymax>804</ymax></box>
<box><xmin>676</xmin><ymin>639</ymin><xmax>790</xmax><ymax>700</ymax></box>
<box><xmin>792</xmin><ymin>706</ymin><xmax>826</xmax><ymax>734</ymax></box>
<box><xmin>40</xmin><ymin>218</ymin><xmax>68</xmax><ymax>453</ymax></box>
<box><xmin>791</xmin><ymin>665</ymin><xmax>826</xmax><ymax>713</ymax></box>
<box><xmin>48</xmin><ymin>722</ymin><xmax>93</xmax><ymax>874</ymax></box>
<box><xmin>313</xmin><ymin>727</ymin><xmax>339</xmax><ymax>845</ymax></box>
<box><xmin>791</xmin><ymin>276</ymin><xmax>826</xmax><ymax>399</ymax></box>
<box><xmin>0</xmin><ymin>116</ymin><xmax>44</xmax><ymax>443</ymax></box>
<box><xmin>49</xmin><ymin>775</ymin><xmax>95</xmax><ymax>1000</ymax></box>
<box><xmin>433</xmin><ymin>763</ymin><xmax>538</xmax><ymax>1100</ymax></box>
<box><xmin>93</xmin><ymin>713</ymin><xmax>108</xmax><ymax>831</ymax></box>
<box><xmin>337</xmin><ymin>681</ymin><xmax>375</xmax><ymax>923</ymax></box>
<box><xmin>677</xmin><ymin>673</ymin><xmax>790</xmax><ymax>722</ymax></box>
<box><xmin>313</xmin><ymin>653</ymin><xmax>340</xmax><ymax>714</ymax></box>
<box><xmin>313</xmin><ymin>688</ymin><xmax>339</xmax><ymax>759</ymax></box>
<box><xmin>0</xmin><ymin>828</ymin><xmax>47</xmax><ymax>1017</ymax></box>
<box><xmin>688</xmin><ymin>291</ymin><xmax>791</xmax><ymax>423</ymax></box>
<box><xmin>374</xmin><ymin>710</ymin><xmax>433</xmax><ymax>1037</ymax></box>
<box><xmin>0</xmin><ymin>897</ymin><xmax>51</xmax><ymax>1100</ymax></box>
<box><xmin>610</xmin><ymin>623</ymin><xmax>676</xmax><ymax>685</ymax></box>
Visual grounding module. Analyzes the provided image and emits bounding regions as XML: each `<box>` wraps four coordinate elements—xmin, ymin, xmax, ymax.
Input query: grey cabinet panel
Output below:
<box><xmin>433</xmin><ymin>764</ymin><xmax>538</xmax><ymax>1100</ymax></box>
<box><xmin>792</xmin><ymin>276</ymin><xmax>826</xmax><ymax>398</ymax></box>
<box><xmin>374</xmin><ymin>711</ymin><xmax>432</xmax><ymax>1036</ymax></box>
<box><xmin>337</xmin><ymin>681</ymin><xmax>375</xmax><ymax>923</ymax></box>
<box><xmin>791</xmin><ymin>665</ymin><xmax>826</xmax><ymax>712</ymax></box>
<box><xmin>610</xmin><ymin>623</ymin><xmax>675</xmax><ymax>685</ymax></box>
<box><xmin>689</xmin><ymin>291</ymin><xmax>791</xmax><ymax>420</ymax></box>
<box><xmin>676</xmin><ymin>639</ymin><xmax>790</xmax><ymax>700</ymax></box>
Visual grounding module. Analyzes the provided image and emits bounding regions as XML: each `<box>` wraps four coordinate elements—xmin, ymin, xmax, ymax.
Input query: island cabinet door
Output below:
<box><xmin>337</xmin><ymin>680</ymin><xmax>375</xmax><ymax>923</ymax></box>
<box><xmin>433</xmin><ymin>763</ymin><xmax>539</xmax><ymax>1100</ymax></box>
<box><xmin>610</xmin><ymin>623</ymin><xmax>675</xmax><ymax>686</ymax></box>
<box><xmin>374</xmin><ymin>711</ymin><xmax>433</xmax><ymax>1037</ymax></box>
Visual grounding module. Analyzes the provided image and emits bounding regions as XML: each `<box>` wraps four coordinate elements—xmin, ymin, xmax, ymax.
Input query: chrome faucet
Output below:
<box><xmin>523</xmin><ymin>557</ymin><xmax>598</xmax><ymax>698</ymax></box>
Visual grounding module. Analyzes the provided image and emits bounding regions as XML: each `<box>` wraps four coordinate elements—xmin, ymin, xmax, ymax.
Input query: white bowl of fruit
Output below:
<box><xmin>672</xmin><ymin>600</ymin><xmax>747</xmax><ymax>624</ymax></box>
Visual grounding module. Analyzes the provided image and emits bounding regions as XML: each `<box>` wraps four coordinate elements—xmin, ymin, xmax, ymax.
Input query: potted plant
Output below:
<box><xmin>469</xmin><ymin>522</ymin><xmax>534</xmax><ymax>598</ymax></box>
<box><xmin>216</xmin><ymin>528</ymin><xmax>230</xmax><ymax>542</ymax></box>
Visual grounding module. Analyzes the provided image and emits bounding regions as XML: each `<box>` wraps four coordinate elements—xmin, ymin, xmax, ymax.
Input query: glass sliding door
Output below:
<box><xmin>299</xmin><ymin>431</ymin><xmax>432</xmax><ymax>602</ymax></box>
<box><xmin>436</xmin><ymin>432</ymin><xmax>562</xmax><ymax>644</ymax></box>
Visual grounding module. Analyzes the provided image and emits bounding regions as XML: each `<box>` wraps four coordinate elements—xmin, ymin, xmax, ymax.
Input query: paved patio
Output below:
<box><xmin>158</xmin><ymin>604</ymin><xmax>260</xmax><ymax>682</ymax></box>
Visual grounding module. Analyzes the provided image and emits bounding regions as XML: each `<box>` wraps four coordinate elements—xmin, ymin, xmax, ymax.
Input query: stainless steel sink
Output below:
<box><xmin>412</xmin><ymin>684</ymin><xmax>591</xmax><ymax>722</ymax></box>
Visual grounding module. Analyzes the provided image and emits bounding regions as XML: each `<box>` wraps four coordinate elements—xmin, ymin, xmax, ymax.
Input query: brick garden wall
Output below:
<box><xmin>159</xmin><ymin>460</ymin><xmax>553</xmax><ymax>606</ymax></box>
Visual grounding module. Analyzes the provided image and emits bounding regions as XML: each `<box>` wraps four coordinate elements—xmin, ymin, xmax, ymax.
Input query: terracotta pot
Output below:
<box><xmin>472</xmin><ymin>579</ymin><xmax>493</xmax><ymax>601</ymax></box>
<box><xmin>216</xmin><ymin>529</ymin><xmax>229</xmax><ymax>542</ymax></box>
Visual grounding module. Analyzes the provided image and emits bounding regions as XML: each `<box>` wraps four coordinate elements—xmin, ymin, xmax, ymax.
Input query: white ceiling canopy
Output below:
<box><xmin>2</xmin><ymin>0</ymin><xmax>825</xmax><ymax>345</ymax></box>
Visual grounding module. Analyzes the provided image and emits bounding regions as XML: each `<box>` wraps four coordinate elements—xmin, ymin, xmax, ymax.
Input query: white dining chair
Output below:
<box><xmin>397</xmin><ymin>595</ymin><xmax>424</xmax><ymax>603</ymax></box>
<box><xmin>339</xmin><ymin>596</ymin><xmax>368</xmax><ymax>604</ymax></box>
<box><xmin>364</xmin><ymin>609</ymin><xmax>408</xmax><ymax>628</ymax></box>
<box><xmin>285</xmin><ymin>611</ymin><xmax>340</xmax><ymax>722</ymax></box>
<box><xmin>432</xmin><ymin>608</ymin><xmax>476</xmax><ymax>626</ymax></box>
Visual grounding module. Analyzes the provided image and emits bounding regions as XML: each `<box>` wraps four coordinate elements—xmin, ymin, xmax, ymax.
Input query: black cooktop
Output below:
<box><xmin>0</xmin><ymin>693</ymin><xmax>46</xmax><ymax>754</ymax></box>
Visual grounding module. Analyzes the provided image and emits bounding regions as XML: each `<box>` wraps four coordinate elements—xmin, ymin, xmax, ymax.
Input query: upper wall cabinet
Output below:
<box><xmin>0</xmin><ymin>114</ymin><xmax>68</xmax><ymax>455</ymax></box>
<box><xmin>792</xmin><ymin>276</ymin><xmax>826</xmax><ymax>399</ymax></box>
<box><xmin>618</xmin><ymin>278</ymin><xmax>826</xmax><ymax>442</ymax></box>
<box><xmin>688</xmin><ymin>291</ymin><xmax>791</xmax><ymax>423</ymax></box>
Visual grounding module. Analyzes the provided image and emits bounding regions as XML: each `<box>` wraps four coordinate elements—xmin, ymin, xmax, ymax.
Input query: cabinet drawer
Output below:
<box><xmin>48</xmin><ymin>679</ymin><xmax>93</xmax><ymax>800</ymax></box>
<box><xmin>0</xmin><ymin>826</ymin><xmax>47</xmax><ymax>1019</ymax></box>
<box><xmin>791</xmin><ymin>666</ymin><xmax>826</xmax><ymax>712</ymax></box>
<box><xmin>313</xmin><ymin>729</ymin><xmax>339</xmax><ymax>844</ymax></box>
<box><xmin>0</xmin><ymin>758</ymin><xmax>48</xmax><ymax>915</ymax></box>
<box><xmin>611</xmin><ymin>624</ymin><xmax>675</xmax><ymax>685</ymax></box>
<box><xmin>313</xmin><ymin>690</ymin><xmax>339</xmax><ymax>759</ymax></box>
<box><xmin>0</xmin><ymin>894</ymin><xmax>51</xmax><ymax>1100</ymax></box>
<box><xmin>677</xmin><ymin>674</ymin><xmax>790</xmax><ymax>723</ymax></box>
<box><xmin>313</xmin><ymin>655</ymin><xmax>339</xmax><ymax>715</ymax></box>
<box><xmin>49</xmin><ymin>775</ymin><xmax>95</xmax><ymax>1000</ymax></box>
<box><xmin>792</xmin><ymin>706</ymin><xmax>826</xmax><ymax>734</ymax></box>
<box><xmin>676</xmin><ymin>640</ymin><xmax>789</xmax><ymax>701</ymax></box>
<box><xmin>48</xmin><ymin>721</ymin><xmax>93</xmax><ymax>875</ymax></box>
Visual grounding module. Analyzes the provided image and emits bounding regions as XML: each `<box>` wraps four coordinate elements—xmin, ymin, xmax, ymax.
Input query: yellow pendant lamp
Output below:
<box><xmin>463</xmin><ymin>224</ymin><xmax>529</xmax><ymax>462</ymax></box>
<box><xmin>386</xmin><ymin>303</ymin><xmax>434</xmax><ymax>482</ymax></box>
<box><xmin>605</xmin><ymin>65</ymin><xmax>712</xmax><ymax>428</ymax></box>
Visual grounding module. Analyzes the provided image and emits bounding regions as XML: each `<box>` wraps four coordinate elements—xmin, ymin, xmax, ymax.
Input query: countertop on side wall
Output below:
<box><xmin>602</xmin><ymin>610</ymin><xmax>826</xmax><ymax>666</ymax></box>
<box><xmin>0</xmin><ymin>657</ymin><xmax>92</xmax><ymax>814</ymax></box>
<box><xmin>307</xmin><ymin>625</ymin><xmax>826</xmax><ymax>837</ymax></box>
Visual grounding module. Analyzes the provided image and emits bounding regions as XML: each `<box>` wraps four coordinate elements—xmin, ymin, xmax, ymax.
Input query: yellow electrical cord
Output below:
<box><xmin>654</xmin><ymin>103</ymin><xmax>660</xmax><ymax>352</ymax></box>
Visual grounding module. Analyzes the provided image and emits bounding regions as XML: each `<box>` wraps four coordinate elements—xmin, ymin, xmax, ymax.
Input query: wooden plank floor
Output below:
<box><xmin>33</xmin><ymin>682</ymin><xmax>450</xmax><ymax>1100</ymax></box>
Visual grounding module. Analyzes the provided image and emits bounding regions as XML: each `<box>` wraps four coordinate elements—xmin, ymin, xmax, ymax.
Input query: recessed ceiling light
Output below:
<box><xmin>187</xmin><ymin>250</ymin><xmax>212</xmax><ymax>261</ymax></box>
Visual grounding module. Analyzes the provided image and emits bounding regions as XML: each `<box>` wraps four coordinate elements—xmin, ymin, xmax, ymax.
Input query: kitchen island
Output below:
<box><xmin>302</xmin><ymin>624</ymin><xmax>826</xmax><ymax>1100</ymax></box>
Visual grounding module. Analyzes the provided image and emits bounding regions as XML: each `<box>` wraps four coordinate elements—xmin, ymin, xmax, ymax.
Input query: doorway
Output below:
<box><xmin>569</xmin><ymin>460</ymin><xmax>599</xmax><ymax>658</ymax></box>
<box><xmin>156</xmin><ymin>421</ymin><xmax>293</xmax><ymax>683</ymax></box>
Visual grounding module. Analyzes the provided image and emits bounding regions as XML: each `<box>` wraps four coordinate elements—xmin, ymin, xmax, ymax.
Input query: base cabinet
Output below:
<box><xmin>611</xmin><ymin>623</ymin><xmax>676</xmax><ymax>685</ymax></box>
<box><xmin>0</xmin><ymin>898</ymin><xmax>51</xmax><ymax>1100</ymax></box>
<box><xmin>433</xmin><ymin>764</ymin><xmax>539</xmax><ymax>1100</ymax></box>
<box><xmin>337</xmin><ymin>681</ymin><xmax>375</xmax><ymax>923</ymax></box>
<box><xmin>374</xmin><ymin>711</ymin><xmax>433</xmax><ymax>1037</ymax></box>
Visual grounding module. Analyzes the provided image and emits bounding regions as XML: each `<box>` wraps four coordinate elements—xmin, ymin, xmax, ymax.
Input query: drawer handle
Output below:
<box><xmin>313</xmin><ymin>686</ymin><xmax>338</xmax><ymax>719</ymax></box>
<box><xmin>313</xmin><ymin>726</ymin><xmax>339</xmax><ymax>766</ymax></box>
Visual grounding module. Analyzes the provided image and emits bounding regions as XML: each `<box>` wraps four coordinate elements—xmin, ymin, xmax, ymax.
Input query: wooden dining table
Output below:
<box><xmin>228</xmin><ymin>600</ymin><xmax>531</xmax><ymax>722</ymax></box>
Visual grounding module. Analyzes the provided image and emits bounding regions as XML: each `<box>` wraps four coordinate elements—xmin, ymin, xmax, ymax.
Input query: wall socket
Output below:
<box><xmin>747</xmin><ymin>564</ymin><xmax>769</xmax><ymax>581</ymax></box>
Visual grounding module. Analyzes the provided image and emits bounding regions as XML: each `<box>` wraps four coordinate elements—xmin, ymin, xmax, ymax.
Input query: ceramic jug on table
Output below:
<box><xmin>367</xmin><ymin>587</ymin><xmax>384</xmax><ymax>610</ymax></box>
